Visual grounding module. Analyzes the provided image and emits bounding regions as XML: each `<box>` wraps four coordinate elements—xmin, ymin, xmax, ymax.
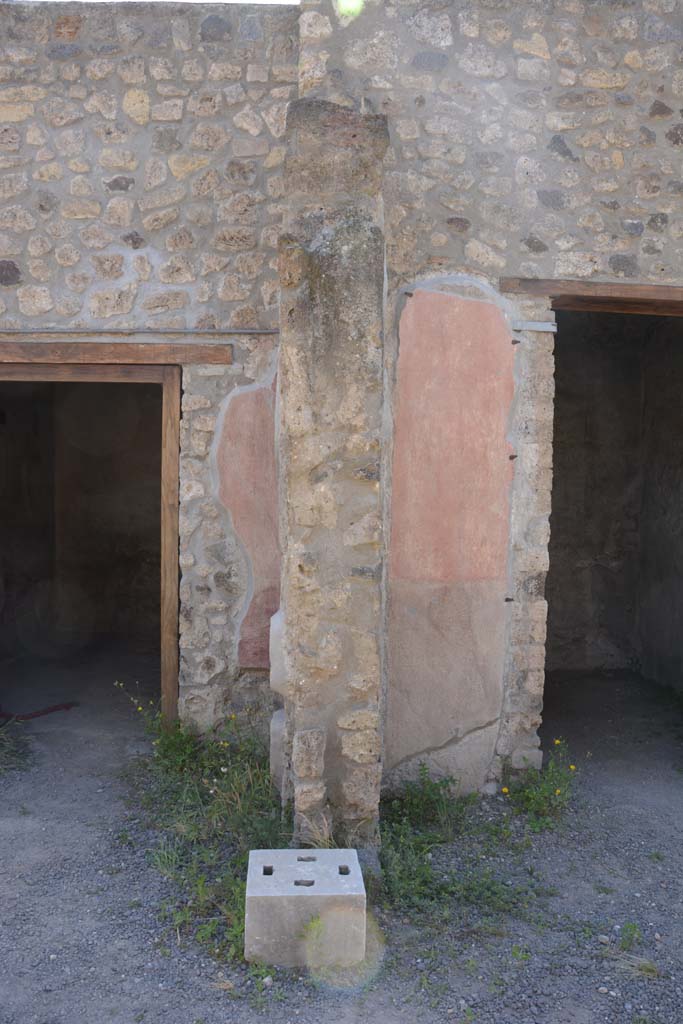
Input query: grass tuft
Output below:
<box><xmin>0</xmin><ymin>718</ymin><xmax>30</xmax><ymax>775</ymax></box>
<box><xmin>612</xmin><ymin>951</ymin><xmax>660</xmax><ymax>979</ymax></box>
<box><xmin>379</xmin><ymin>763</ymin><xmax>534</xmax><ymax>919</ymax></box>
<box><xmin>502</xmin><ymin>738</ymin><xmax>577</xmax><ymax>831</ymax></box>
<box><xmin>619</xmin><ymin>921</ymin><xmax>643</xmax><ymax>952</ymax></box>
<box><xmin>379</xmin><ymin>764</ymin><xmax>474</xmax><ymax>910</ymax></box>
<box><xmin>125</xmin><ymin>701</ymin><xmax>288</xmax><ymax>962</ymax></box>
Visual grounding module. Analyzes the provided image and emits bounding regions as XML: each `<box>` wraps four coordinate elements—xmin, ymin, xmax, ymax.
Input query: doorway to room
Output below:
<box><xmin>0</xmin><ymin>364</ymin><xmax>180</xmax><ymax>722</ymax></box>
<box><xmin>543</xmin><ymin>308</ymin><xmax>683</xmax><ymax>758</ymax></box>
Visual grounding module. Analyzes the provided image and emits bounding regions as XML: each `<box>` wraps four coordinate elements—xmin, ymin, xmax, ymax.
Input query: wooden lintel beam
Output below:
<box><xmin>500</xmin><ymin>277</ymin><xmax>683</xmax><ymax>313</ymax></box>
<box><xmin>551</xmin><ymin>297</ymin><xmax>683</xmax><ymax>317</ymax></box>
<box><xmin>0</xmin><ymin>340</ymin><xmax>233</xmax><ymax>364</ymax></box>
<box><xmin>0</xmin><ymin>364</ymin><xmax>171</xmax><ymax>383</ymax></box>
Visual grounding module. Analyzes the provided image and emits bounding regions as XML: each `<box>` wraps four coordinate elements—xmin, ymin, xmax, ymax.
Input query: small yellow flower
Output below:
<box><xmin>501</xmin><ymin>786</ymin><xmax>509</xmax><ymax>795</ymax></box>
<box><xmin>554</xmin><ymin>738</ymin><xmax>561</xmax><ymax>746</ymax></box>
<box><xmin>569</xmin><ymin>764</ymin><xmax>576</xmax><ymax>771</ymax></box>
<box><xmin>137</xmin><ymin>706</ymin><xmax>143</xmax><ymax>712</ymax></box>
<box><xmin>555</xmin><ymin>788</ymin><xmax>561</xmax><ymax>796</ymax></box>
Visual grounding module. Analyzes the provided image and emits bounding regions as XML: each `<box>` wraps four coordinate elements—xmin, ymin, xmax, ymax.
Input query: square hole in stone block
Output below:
<box><xmin>338</xmin><ymin>865</ymin><xmax>350</xmax><ymax>875</ymax></box>
<box><xmin>263</xmin><ymin>865</ymin><xmax>273</xmax><ymax>876</ymax></box>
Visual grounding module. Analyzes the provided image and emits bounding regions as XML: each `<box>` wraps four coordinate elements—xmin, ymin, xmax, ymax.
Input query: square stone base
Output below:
<box><xmin>244</xmin><ymin>849</ymin><xmax>366</xmax><ymax>967</ymax></box>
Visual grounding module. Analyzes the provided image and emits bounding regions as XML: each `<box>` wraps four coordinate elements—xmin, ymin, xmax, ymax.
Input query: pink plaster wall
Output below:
<box><xmin>391</xmin><ymin>291</ymin><xmax>514</xmax><ymax>584</ymax></box>
<box><xmin>217</xmin><ymin>384</ymin><xmax>280</xmax><ymax>669</ymax></box>
<box><xmin>387</xmin><ymin>289</ymin><xmax>515</xmax><ymax>788</ymax></box>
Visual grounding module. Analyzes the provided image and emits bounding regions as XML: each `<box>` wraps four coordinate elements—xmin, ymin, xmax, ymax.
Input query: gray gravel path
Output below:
<box><xmin>2</xmin><ymin>655</ymin><xmax>682</xmax><ymax>1024</ymax></box>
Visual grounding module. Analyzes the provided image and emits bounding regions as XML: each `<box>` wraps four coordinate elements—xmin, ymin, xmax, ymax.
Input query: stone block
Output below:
<box><xmin>292</xmin><ymin>728</ymin><xmax>326</xmax><ymax>779</ymax></box>
<box><xmin>244</xmin><ymin>849</ymin><xmax>366</xmax><ymax>967</ymax></box>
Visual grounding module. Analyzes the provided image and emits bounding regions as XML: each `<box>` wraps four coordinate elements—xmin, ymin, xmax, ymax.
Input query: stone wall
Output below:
<box><xmin>179</xmin><ymin>337</ymin><xmax>279</xmax><ymax>730</ymax></box>
<box><xmin>295</xmin><ymin>0</ymin><xmax>683</xmax><ymax>787</ymax></box>
<box><xmin>0</xmin><ymin>3</ymin><xmax>296</xmax><ymax>731</ymax></box>
<box><xmin>299</xmin><ymin>0</ymin><xmax>683</xmax><ymax>292</ymax></box>
<box><xmin>0</xmin><ymin>2</ymin><xmax>297</xmax><ymax>329</ymax></box>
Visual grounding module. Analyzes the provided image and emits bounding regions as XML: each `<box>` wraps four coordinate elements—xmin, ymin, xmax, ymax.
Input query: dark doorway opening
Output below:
<box><xmin>543</xmin><ymin>311</ymin><xmax>683</xmax><ymax>766</ymax></box>
<box><xmin>0</xmin><ymin>378</ymin><xmax>168</xmax><ymax>719</ymax></box>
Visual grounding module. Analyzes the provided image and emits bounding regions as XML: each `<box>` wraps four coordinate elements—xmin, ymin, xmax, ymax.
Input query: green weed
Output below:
<box><xmin>382</xmin><ymin>763</ymin><xmax>475</xmax><ymax>839</ymax></box>
<box><xmin>613</xmin><ymin>951</ymin><xmax>660</xmax><ymax>979</ymax></box>
<box><xmin>379</xmin><ymin>764</ymin><xmax>473</xmax><ymax>911</ymax></box>
<box><xmin>125</xmin><ymin>703</ymin><xmax>288</xmax><ymax>962</ymax></box>
<box><xmin>380</xmin><ymin>818</ymin><xmax>446</xmax><ymax>909</ymax></box>
<box><xmin>503</xmin><ymin>738</ymin><xmax>576</xmax><ymax>830</ymax></box>
<box><xmin>619</xmin><ymin>922</ymin><xmax>642</xmax><ymax>952</ymax></box>
<box><xmin>511</xmin><ymin>944</ymin><xmax>530</xmax><ymax>962</ymax></box>
<box><xmin>379</xmin><ymin>763</ymin><xmax>533</xmax><ymax>922</ymax></box>
<box><xmin>0</xmin><ymin>719</ymin><xmax>30</xmax><ymax>774</ymax></box>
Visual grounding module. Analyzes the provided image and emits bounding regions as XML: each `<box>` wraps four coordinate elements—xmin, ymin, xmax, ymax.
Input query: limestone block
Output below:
<box><xmin>123</xmin><ymin>88</ymin><xmax>150</xmax><ymax>125</ymax></box>
<box><xmin>284</xmin><ymin>99</ymin><xmax>389</xmax><ymax>199</ymax></box>
<box><xmin>17</xmin><ymin>285</ymin><xmax>53</xmax><ymax>315</ymax></box>
<box><xmin>292</xmin><ymin>728</ymin><xmax>326</xmax><ymax>779</ymax></box>
<box><xmin>244</xmin><ymin>849</ymin><xmax>366</xmax><ymax>968</ymax></box>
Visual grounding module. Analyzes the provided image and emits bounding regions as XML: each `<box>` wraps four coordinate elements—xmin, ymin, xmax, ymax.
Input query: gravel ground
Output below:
<box><xmin>2</xmin><ymin>653</ymin><xmax>682</xmax><ymax>1024</ymax></box>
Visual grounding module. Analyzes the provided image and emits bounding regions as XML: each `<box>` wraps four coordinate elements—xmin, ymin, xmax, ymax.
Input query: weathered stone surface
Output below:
<box><xmin>89</xmin><ymin>284</ymin><xmax>136</xmax><ymax>318</ymax></box>
<box><xmin>168</xmin><ymin>154</ymin><xmax>210</xmax><ymax>179</ymax></box>
<box><xmin>292</xmin><ymin>729</ymin><xmax>326</xmax><ymax>779</ymax></box>
<box><xmin>0</xmin><ymin>260</ymin><xmax>22</xmax><ymax>286</ymax></box>
<box><xmin>17</xmin><ymin>284</ymin><xmax>53</xmax><ymax>315</ymax></box>
<box><xmin>61</xmin><ymin>198</ymin><xmax>101</xmax><ymax>220</ymax></box>
<box><xmin>92</xmin><ymin>254</ymin><xmax>124</xmax><ymax>279</ymax></box>
<box><xmin>0</xmin><ymin>102</ymin><xmax>34</xmax><ymax>122</ymax></box>
<box><xmin>159</xmin><ymin>255</ymin><xmax>194</xmax><ymax>283</ymax></box>
<box><xmin>99</xmin><ymin>148</ymin><xmax>138</xmax><ymax>171</ymax></box>
<box><xmin>275</xmin><ymin>99</ymin><xmax>389</xmax><ymax>843</ymax></box>
<box><xmin>285</xmin><ymin>99</ymin><xmax>388</xmax><ymax>199</ymax></box>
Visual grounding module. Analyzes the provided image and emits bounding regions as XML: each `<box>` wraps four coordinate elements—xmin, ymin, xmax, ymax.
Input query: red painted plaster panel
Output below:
<box><xmin>386</xmin><ymin>290</ymin><xmax>515</xmax><ymax>788</ymax></box>
<box><xmin>390</xmin><ymin>290</ymin><xmax>514</xmax><ymax>584</ymax></box>
<box><xmin>217</xmin><ymin>385</ymin><xmax>280</xmax><ymax>669</ymax></box>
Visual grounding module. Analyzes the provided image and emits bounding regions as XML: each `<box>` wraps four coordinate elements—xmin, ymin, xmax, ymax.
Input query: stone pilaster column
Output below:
<box><xmin>273</xmin><ymin>99</ymin><xmax>389</xmax><ymax>845</ymax></box>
